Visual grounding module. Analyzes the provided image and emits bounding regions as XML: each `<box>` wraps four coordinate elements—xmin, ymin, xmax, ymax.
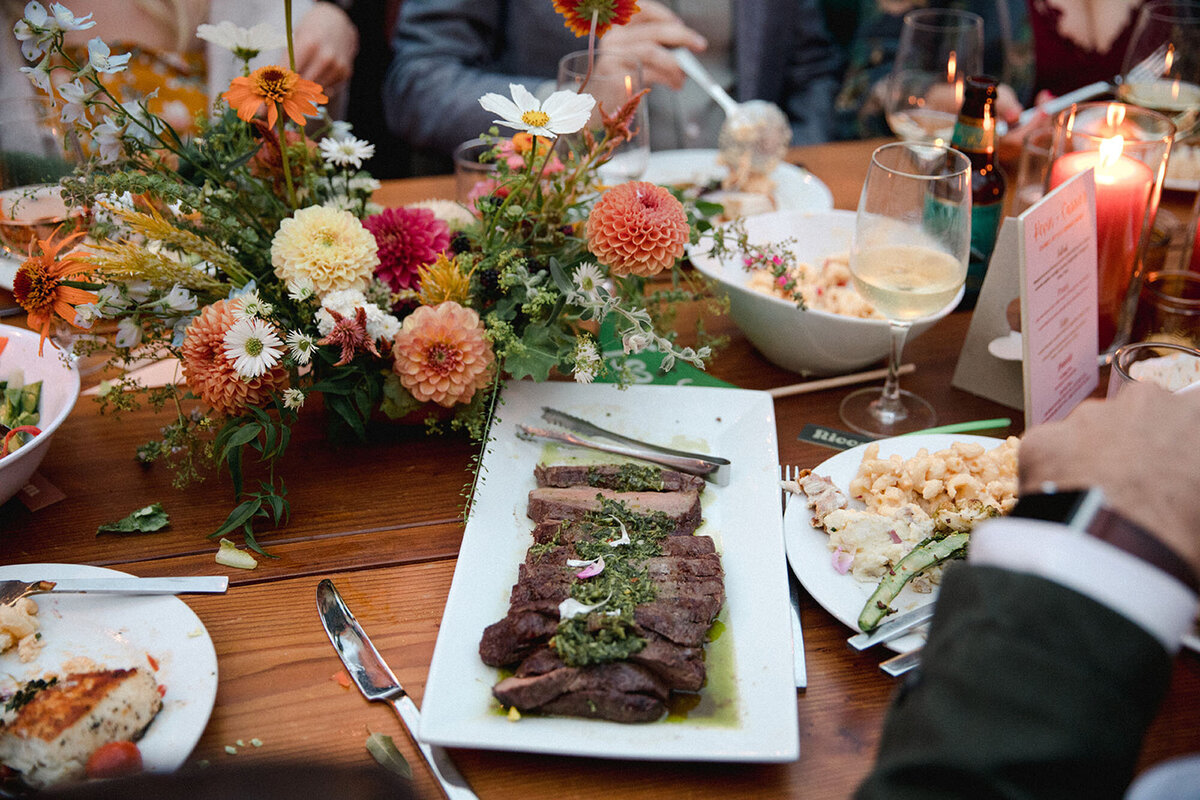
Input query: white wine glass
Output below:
<box><xmin>557</xmin><ymin>50</ymin><xmax>650</xmax><ymax>181</ymax></box>
<box><xmin>884</xmin><ymin>9</ymin><xmax>984</xmax><ymax>147</ymax></box>
<box><xmin>839</xmin><ymin>142</ymin><xmax>972</xmax><ymax>436</ymax></box>
<box><xmin>1117</xmin><ymin>0</ymin><xmax>1200</xmax><ymax>136</ymax></box>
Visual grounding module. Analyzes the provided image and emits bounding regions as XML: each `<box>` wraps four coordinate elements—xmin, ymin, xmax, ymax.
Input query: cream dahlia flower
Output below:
<box><xmin>271</xmin><ymin>205</ymin><xmax>379</xmax><ymax>297</ymax></box>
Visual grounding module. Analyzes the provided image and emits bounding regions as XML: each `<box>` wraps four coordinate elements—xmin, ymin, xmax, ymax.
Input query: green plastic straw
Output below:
<box><xmin>899</xmin><ymin>418</ymin><xmax>1013</xmax><ymax>437</ymax></box>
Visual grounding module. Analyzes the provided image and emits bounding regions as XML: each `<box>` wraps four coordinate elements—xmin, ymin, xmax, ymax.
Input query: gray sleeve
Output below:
<box><xmin>382</xmin><ymin>0</ymin><xmax>571</xmax><ymax>154</ymax></box>
<box><xmin>779</xmin><ymin>0</ymin><xmax>844</xmax><ymax>145</ymax></box>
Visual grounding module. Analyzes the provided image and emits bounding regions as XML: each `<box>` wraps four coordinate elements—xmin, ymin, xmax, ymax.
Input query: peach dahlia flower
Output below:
<box><xmin>392</xmin><ymin>302</ymin><xmax>494</xmax><ymax>407</ymax></box>
<box><xmin>584</xmin><ymin>181</ymin><xmax>689</xmax><ymax>277</ymax></box>
<box><xmin>181</xmin><ymin>299</ymin><xmax>288</xmax><ymax>416</ymax></box>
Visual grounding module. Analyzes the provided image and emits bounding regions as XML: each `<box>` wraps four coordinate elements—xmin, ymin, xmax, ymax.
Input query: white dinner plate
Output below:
<box><xmin>783</xmin><ymin>434</ymin><xmax>1006</xmax><ymax>654</ymax></box>
<box><xmin>0</xmin><ymin>253</ymin><xmax>18</xmax><ymax>292</ymax></box>
<box><xmin>629</xmin><ymin>148</ymin><xmax>834</xmax><ymax>214</ymax></box>
<box><xmin>0</xmin><ymin>563</ymin><xmax>219</xmax><ymax>773</ymax></box>
<box><xmin>420</xmin><ymin>380</ymin><xmax>799</xmax><ymax>762</ymax></box>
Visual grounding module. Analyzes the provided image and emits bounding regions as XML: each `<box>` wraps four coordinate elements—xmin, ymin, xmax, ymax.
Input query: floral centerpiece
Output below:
<box><xmin>8</xmin><ymin>0</ymin><xmax>719</xmax><ymax>552</ymax></box>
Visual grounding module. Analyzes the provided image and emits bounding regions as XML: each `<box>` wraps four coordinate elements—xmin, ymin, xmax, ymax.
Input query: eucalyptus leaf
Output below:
<box><xmin>365</xmin><ymin>732</ymin><xmax>413</xmax><ymax>780</ymax></box>
<box><xmin>96</xmin><ymin>503</ymin><xmax>170</xmax><ymax>535</ymax></box>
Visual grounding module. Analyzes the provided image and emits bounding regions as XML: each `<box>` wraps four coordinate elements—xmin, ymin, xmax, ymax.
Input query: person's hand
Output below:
<box><xmin>1017</xmin><ymin>382</ymin><xmax>1200</xmax><ymax>578</ymax></box>
<box><xmin>596</xmin><ymin>0</ymin><xmax>707</xmax><ymax>90</ymax></box>
<box><xmin>292</xmin><ymin>2</ymin><xmax>358</xmax><ymax>90</ymax></box>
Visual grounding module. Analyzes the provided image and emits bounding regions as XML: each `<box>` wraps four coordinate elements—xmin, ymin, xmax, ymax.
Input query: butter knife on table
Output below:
<box><xmin>316</xmin><ymin>579</ymin><xmax>477</xmax><ymax>800</ymax></box>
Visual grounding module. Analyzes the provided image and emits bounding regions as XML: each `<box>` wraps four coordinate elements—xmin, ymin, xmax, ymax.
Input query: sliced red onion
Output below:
<box><xmin>888</xmin><ymin>529</ymin><xmax>902</xmax><ymax>544</ymax></box>
<box><xmin>575</xmin><ymin>556</ymin><xmax>606</xmax><ymax>579</ymax></box>
<box><xmin>606</xmin><ymin>515</ymin><xmax>631</xmax><ymax>547</ymax></box>
<box><xmin>558</xmin><ymin>593</ymin><xmax>611</xmax><ymax>619</ymax></box>
<box><xmin>831</xmin><ymin>548</ymin><xmax>854</xmax><ymax>575</ymax></box>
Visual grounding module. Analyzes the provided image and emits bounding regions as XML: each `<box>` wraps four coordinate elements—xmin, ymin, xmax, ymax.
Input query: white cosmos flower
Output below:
<box><xmin>86</xmin><ymin>37</ymin><xmax>131</xmax><ymax>73</ymax></box>
<box><xmin>319</xmin><ymin>134</ymin><xmax>375</xmax><ymax>169</ymax></box>
<box><xmin>195</xmin><ymin>21</ymin><xmax>284</xmax><ymax>60</ymax></box>
<box><xmin>223</xmin><ymin>317</ymin><xmax>283</xmax><ymax>379</ymax></box>
<box><xmin>479</xmin><ymin>84</ymin><xmax>594</xmax><ymax>139</ymax></box>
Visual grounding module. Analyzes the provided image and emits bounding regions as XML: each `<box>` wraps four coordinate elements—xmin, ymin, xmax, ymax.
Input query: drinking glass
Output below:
<box><xmin>884</xmin><ymin>9</ymin><xmax>984</xmax><ymax>147</ymax></box>
<box><xmin>1117</xmin><ymin>0</ymin><xmax>1200</xmax><ymax>135</ymax></box>
<box><xmin>839</xmin><ymin>142</ymin><xmax>972</xmax><ymax>436</ymax></box>
<box><xmin>557</xmin><ymin>50</ymin><xmax>650</xmax><ymax>181</ymax></box>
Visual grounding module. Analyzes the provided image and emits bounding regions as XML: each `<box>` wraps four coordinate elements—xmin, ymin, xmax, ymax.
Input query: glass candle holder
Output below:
<box><xmin>1047</xmin><ymin>102</ymin><xmax>1175</xmax><ymax>353</ymax></box>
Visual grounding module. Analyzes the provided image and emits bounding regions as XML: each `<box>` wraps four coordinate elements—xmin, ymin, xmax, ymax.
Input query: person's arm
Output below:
<box><xmin>383</xmin><ymin>0</ymin><xmax>575</xmax><ymax>155</ymax></box>
<box><xmin>858</xmin><ymin>383</ymin><xmax>1200</xmax><ymax>800</ymax></box>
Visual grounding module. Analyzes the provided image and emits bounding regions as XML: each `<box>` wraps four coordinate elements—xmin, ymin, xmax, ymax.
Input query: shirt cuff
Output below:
<box><xmin>970</xmin><ymin>518</ymin><xmax>1199</xmax><ymax>653</ymax></box>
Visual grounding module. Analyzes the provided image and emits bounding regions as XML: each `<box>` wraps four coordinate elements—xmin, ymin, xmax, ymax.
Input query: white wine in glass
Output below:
<box><xmin>884</xmin><ymin>8</ymin><xmax>984</xmax><ymax>147</ymax></box>
<box><xmin>839</xmin><ymin>142</ymin><xmax>971</xmax><ymax>436</ymax></box>
<box><xmin>1117</xmin><ymin>0</ymin><xmax>1200</xmax><ymax>136</ymax></box>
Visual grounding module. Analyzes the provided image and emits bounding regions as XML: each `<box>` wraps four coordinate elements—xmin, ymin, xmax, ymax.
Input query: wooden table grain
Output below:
<box><xmin>2</xmin><ymin>139</ymin><xmax>1197</xmax><ymax>800</ymax></box>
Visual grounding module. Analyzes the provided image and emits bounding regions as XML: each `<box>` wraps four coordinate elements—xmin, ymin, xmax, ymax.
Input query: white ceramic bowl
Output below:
<box><xmin>0</xmin><ymin>324</ymin><xmax>80</xmax><ymax>506</ymax></box>
<box><xmin>688</xmin><ymin>209</ymin><xmax>962</xmax><ymax>376</ymax></box>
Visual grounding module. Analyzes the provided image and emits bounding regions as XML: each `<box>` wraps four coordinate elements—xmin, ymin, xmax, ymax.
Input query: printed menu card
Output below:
<box><xmin>952</xmin><ymin>170</ymin><xmax>1099</xmax><ymax>425</ymax></box>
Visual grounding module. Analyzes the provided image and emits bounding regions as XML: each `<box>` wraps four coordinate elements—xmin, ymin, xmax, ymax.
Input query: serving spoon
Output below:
<box><xmin>671</xmin><ymin>47</ymin><xmax>792</xmax><ymax>176</ymax></box>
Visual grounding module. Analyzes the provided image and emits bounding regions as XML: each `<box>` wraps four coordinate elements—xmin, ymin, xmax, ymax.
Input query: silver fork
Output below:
<box><xmin>780</xmin><ymin>465</ymin><xmax>808</xmax><ymax>689</ymax></box>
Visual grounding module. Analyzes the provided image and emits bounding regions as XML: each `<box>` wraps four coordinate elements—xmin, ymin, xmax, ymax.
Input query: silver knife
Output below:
<box><xmin>846</xmin><ymin>601</ymin><xmax>935</xmax><ymax>651</ymax></box>
<box><xmin>0</xmin><ymin>577</ymin><xmax>228</xmax><ymax>605</ymax></box>
<box><xmin>316</xmin><ymin>579</ymin><xmax>477</xmax><ymax>800</ymax></box>
<box><xmin>880</xmin><ymin>646</ymin><xmax>923</xmax><ymax>677</ymax></box>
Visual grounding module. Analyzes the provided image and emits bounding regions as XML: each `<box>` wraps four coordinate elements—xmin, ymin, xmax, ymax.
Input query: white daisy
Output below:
<box><xmin>195</xmin><ymin>21</ymin><xmax>284</xmax><ymax>60</ymax></box>
<box><xmin>223</xmin><ymin>317</ymin><xmax>283</xmax><ymax>379</ymax></box>
<box><xmin>285</xmin><ymin>330</ymin><xmax>316</xmax><ymax>365</ymax></box>
<box><xmin>234</xmin><ymin>290</ymin><xmax>273</xmax><ymax>320</ymax></box>
<box><xmin>86</xmin><ymin>37</ymin><xmax>131</xmax><ymax>74</ymax></box>
<box><xmin>282</xmin><ymin>388</ymin><xmax>306</xmax><ymax>411</ymax></box>
<box><xmin>479</xmin><ymin>84</ymin><xmax>595</xmax><ymax>139</ymax></box>
<box><xmin>286</xmin><ymin>276</ymin><xmax>315</xmax><ymax>302</ymax></box>
<box><xmin>571</xmin><ymin>262</ymin><xmax>605</xmax><ymax>300</ymax></box>
<box><xmin>319</xmin><ymin>134</ymin><xmax>375</xmax><ymax>169</ymax></box>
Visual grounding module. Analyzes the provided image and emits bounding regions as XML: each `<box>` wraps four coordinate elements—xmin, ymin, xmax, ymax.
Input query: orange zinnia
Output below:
<box><xmin>553</xmin><ymin>0</ymin><xmax>640</xmax><ymax>37</ymax></box>
<box><xmin>11</xmin><ymin>228</ymin><xmax>98</xmax><ymax>356</ymax></box>
<box><xmin>222</xmin><ymin>65</ymin><xmax>328</xmax><ymax>129</ymax></box>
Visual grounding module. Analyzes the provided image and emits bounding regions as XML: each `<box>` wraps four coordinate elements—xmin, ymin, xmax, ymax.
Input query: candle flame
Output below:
<box><xmin>1105</xmin><ymin>103</ymin><xmax>1127</xmax><ymax>128</ymax></box>
<box><xmin>1098</xmin><ymin>134</ymin><xmax>1125</xmax><ymax>168</ymax></box>
<box><xmin>1164</xmin><ymin>44</ymin><xmax>1176</xmax><ymax>75</ymax></box>
<box><xmin>946</xmin><ymin>50</ymin><xmax>957</xmax><ymax>82</ymax></box>
<box><xmin>624</xmin><ymin>74</ymin><xmax>633</xmax><ymax>97</ymax></box>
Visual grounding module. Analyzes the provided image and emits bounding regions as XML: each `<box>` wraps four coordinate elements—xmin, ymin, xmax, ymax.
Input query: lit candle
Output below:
<box><xmin>1049</xmin><ymin>134</ymin><xmax>1155</xmax><ymax>351</ymax></box>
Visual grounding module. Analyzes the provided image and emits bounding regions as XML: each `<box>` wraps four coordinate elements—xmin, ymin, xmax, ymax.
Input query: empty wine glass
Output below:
<box><xmin>557</xmin><ymin>50</ymin><xmax>650</xmax><ymax>181</ymax></box>
<box><xmin>884</xmin><ymin>9</ymin><xmax>984</xmax><ymax>147</ymax></box>
<box><xmin>1117</xmin><ymin>0</ymin><xmax>1200</xmax><ymax>136</ymax></box>
<box><xmin>839</xmin><ymin>142</ymin><xmax>972</xmax><ymax>436</ymax></box>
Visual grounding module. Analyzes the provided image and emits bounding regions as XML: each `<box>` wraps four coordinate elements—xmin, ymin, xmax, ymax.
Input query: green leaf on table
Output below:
<box><xmin>96</xmin><ymin>503</ymin><xmax>170</xmax><ymax>535</ymax></box>
<box><xmin>503</xmin><ymin>323</ymin><xmax>561</xmax><ymax>382</ymax></box>
<box><xmin>365</xmin><ymin>731</ymin><xmax>412</xmax><ymax>780</ymax></box>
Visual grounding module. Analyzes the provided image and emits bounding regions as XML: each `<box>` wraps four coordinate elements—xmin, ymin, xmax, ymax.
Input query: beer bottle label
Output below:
<box><xmin>951</xmin><ymin>117</ymin><xmax>990</xmax><ymax>153</ymax></box>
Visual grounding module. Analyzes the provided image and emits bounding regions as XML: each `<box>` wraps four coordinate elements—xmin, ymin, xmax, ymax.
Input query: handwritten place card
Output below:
<box><xmin>953</xmin><ymin>170</ymin><xmax>1099</xmax><ymax>425</ymax></box>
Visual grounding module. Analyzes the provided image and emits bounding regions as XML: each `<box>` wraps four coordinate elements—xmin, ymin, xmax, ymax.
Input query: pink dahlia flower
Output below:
<box><xmin>364</xmin><ymin>207</ymin><xmax>451</xmax><ymax>293</ymax></box>
<box><xmin>585</xmin><ymin>181</ymin><xmax>690</xmax><ymax>277</ymax></box>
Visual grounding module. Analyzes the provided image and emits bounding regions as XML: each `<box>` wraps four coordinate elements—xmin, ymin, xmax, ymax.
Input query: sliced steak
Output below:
<box><xmin>531</xmin><ymin>521</ymin><xmax>717</xmax><ymax>556</ymax></box>
<box><xmin>493</xmin><ymin>657</ymin><xmax>670</xmax><ymax>723</ymax></box>
<box><xmin>537</xmin><ymin>690</ymin><xmax>664</xmax><ymax>723</ymax></box>
<box><xmin>478</xmin><ymin>602</ymin><xmax>559</xmax><ymax>666</ymax></box>
<box><xmin>527</xmin><ymin>487</ymin><xmax>701</xmax><ymax>535</ymax></box>
<box><xmin>628</xmin><ymin>634</ymin><xmax>706</xmax><ymax>691</ymax></box>
<box><xmin>535</xmin><ymin>463</ymin><xmax>706</xmax><ymax>493</ymax></box>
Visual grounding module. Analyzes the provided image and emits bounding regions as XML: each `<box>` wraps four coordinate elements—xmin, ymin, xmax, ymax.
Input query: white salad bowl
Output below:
<box><xmin>0</xmin><ymin>324</ymin><xmax>81</xmax><ymax>506</ymax></box>
<box><xmin>688</xmin><ymin>208</ymin><xmax>962</xmax><ymax>377</ymax></box>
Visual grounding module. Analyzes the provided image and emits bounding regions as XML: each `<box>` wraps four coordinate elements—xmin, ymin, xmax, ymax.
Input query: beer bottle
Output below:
<box><xmin>951</xmin><ymin>75</ymin><xmax>1006</xmax><ymax>310</ymax></box>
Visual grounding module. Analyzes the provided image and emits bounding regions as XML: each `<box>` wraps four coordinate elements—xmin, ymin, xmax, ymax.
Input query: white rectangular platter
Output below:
<box><xmin>419</xmin><ymin>380</ymin><xmax>798</xmax><ymax>762</ymax></box>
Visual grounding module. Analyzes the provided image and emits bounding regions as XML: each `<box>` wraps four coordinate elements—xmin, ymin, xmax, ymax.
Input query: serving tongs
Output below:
<box><xmin>517</xmin><ymin>407</ymin><xmax>731</xmax><ymax>485</ymax></box>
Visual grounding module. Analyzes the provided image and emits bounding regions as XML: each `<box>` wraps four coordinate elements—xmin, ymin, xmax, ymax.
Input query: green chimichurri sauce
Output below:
<box><xmin>587</xmin><ymin>463</ymin><xmax>666</xmax><ymax>492</ymax></box>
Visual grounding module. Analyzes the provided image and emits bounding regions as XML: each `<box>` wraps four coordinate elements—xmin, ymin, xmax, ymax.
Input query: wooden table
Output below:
<box><xmin>3</xmin><ymin>140</ymin><xmax>1197</xmax><ymax>799</ymax></box>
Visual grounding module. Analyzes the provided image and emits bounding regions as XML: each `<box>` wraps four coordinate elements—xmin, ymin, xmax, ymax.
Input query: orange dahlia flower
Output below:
<box><xmin>392</xmin><ymin>302</ymin><xmax>494</xmax><ymax>407</ymax></box>
<box><xmin>181</xmin><ymin>299</ymin><xmax>289</xmax><ymax>417</ymax></box>
<box><xmin>585</xmin><ymin>181</ymin><xmax>690</xmax><ymax>277</ymax></box>
<box><xmin>223</xmin><ymin>65</ymin><xmax>328</xmax><ymax>129</ymax></box>
<box><xmin>11</xmin><ymin>228</ymin><xmax>98</xmax><ymax>356</ymax></box>
<box><xmin>553</xmin><ymin>0</ymin><xmax>640</xmax><ymax>37</ymax></box>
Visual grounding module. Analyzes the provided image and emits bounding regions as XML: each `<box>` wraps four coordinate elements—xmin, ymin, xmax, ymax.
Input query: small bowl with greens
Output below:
<box><xmin>0</xmin><ymin>324</ymin><xmax>80</xmax><ymax>506</ymax></box>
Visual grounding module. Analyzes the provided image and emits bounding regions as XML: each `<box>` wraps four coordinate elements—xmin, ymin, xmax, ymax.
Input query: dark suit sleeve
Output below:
<box><xmin>856</xmin><ymin>564</ymin><xmax>1174</xmax><ymax>800</ymax></box>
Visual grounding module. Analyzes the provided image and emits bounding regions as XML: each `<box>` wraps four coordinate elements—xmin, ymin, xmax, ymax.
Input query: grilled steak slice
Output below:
<box><xmin>635</xmin><ymin>597</ymin><xmax>723</xmax><ymax>646</ymax></box>
<box><xmin>535</xmin><ymin>464</ymin><xmax>706</xmax><ymax>493</ymax></box>
<box><xmin>478</xmin><ymin>601</ymin><xmax>560</xmax><ymax>666</ymax></box>
<box><xmin>527</xmin><ymin>487</ymin><xmax>701</xmax><ymax>535</ymax></box>
<box><xmin>531</xmin><ymin>521</ymin><xmax>717</xmax><ymax>556</ymax></box>
<box><xmin>628</xmin><ymin>634</ymin><xmax>706</xmax><ymax>691</ymax></box>
<box><xmin>509</xmin><ymin>558</ymin><xmax>724</xmax><ymax>607</ymax></box>
<box><xmin>493</xmin><ymin>653</ymin><xmax>670</xmax><ymax>723</ymax></box>
<box><xmin>0</xmin><ymin>668</ymin><xmax>162</xmax><ymax>789</ymax></box>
